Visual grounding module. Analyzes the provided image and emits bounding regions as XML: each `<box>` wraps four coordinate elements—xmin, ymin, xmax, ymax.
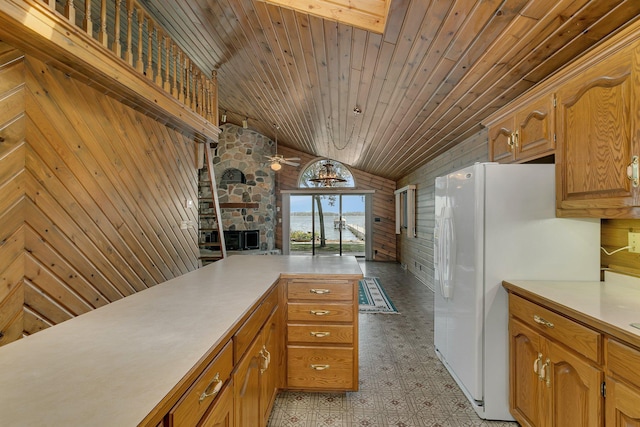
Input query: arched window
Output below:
<box><xmin>298</xmin><ymin>159</ymin><xmax>355</xmax><ymax>188</ymax></box>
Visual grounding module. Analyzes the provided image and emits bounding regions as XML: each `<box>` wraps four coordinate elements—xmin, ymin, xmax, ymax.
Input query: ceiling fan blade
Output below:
<box><xmin>283</xmin><ymin>161</ymin><xmax>300</xmax><ymax>167</ymax></box>
<box><xmin>284</xmin><ymin>157</ymin><xmax>301</xmax><ymax>161</ymax></box>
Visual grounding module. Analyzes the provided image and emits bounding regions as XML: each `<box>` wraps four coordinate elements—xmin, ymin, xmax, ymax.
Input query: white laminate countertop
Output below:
<box><xmin>503</xmin><ymin>271</ymin><xmax>640</xmax><ymax>348</ymax></box>
<box><xmin>0</xmin><ymin>255</ymin><xmax>362</xmax><ymax>427</ymax></box>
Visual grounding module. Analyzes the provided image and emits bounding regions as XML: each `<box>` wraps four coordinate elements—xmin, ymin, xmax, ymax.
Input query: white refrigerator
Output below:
<box><xmin>433</xmin><ymin>163</ymin><xmax>600</xmax><ymax>421</ymax></box>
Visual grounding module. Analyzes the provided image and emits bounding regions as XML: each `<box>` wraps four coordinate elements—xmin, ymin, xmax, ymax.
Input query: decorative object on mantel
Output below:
<box><xmin>308</xmin><ymin>161</ymin><xmax>347</xmax><ymax>187</ymax></box>
<box><xmin>358</xmin><ymin>277</ymin><xmax>398</xmax><ymax>314</ymax></box>
<box><xmin>265</xmin><ymin>124</ymin><xmax>301</xmax><ymax>171</ymax></box>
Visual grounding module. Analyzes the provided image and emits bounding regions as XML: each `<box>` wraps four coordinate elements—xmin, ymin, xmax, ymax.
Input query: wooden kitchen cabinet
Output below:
<box><xmin>508</xmin><ymin>294</ymin><xmax>603</xmax><ymax>427</ymax></box>
<box><xmin>284</xmin><ymin>278</ymin><xmax>358</xmax><ymax>391</ymax></box>
<box><xmin>199</xmin><ymin>382</ymin><xmax>234</xmax><ymax>427</ymax></box>
<box><xmin>487</xmin><ymin>94</ymin><xmax>555</xmax><ymax>164</ymax></box>
<box><xmin>233</xmin><ymin>300</ymin><xmax>280</xmax><ymax>427</ymax></box>
<box><xmin>555</xmin><ymin>42</ymin><xmax>640</xmax><ymax>217</ymax></box>
<box><xmin>605</xmin><ymin>338</ymin><xmax>640</xmax><ymax>426</ymax></box>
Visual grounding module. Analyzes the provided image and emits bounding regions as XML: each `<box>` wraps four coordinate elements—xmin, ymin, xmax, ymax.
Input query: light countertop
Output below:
<box><xmin>503</xmin><ymin>271</ymin><xmax>640</xmax><ymax>348</ymax></box>
<box><xmin>0</xmin><ymin>255</ymin><xmax>362</xmax><ymax>426</ymax></box>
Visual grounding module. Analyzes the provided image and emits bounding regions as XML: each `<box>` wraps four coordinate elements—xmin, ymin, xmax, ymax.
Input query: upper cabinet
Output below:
<box><xmin>488</xmin><ymin>95</ymin><xmax>556</xmax><ymax>164</ymax></box>
<box><xmin>555</xmin><ymin>43</ymin><xmax>640</xmax><ymax>217</ymax></box>
<box><xmin>486</xmin><ymin>21</ymin><xmax>640</xmax><ymax>218</ymax></box>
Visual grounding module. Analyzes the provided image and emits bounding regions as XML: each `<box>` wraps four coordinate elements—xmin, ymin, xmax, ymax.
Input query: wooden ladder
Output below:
<box><xmin>198</xmin><ymin>143</ymin><xmax>226</xmax><ymax>265</ymax></box>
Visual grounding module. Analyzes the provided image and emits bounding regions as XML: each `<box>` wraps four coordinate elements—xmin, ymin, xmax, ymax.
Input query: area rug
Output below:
<box><xmin>358</xmin><ymin>277</ymin><xmax>398</xmax><ymax>314</ymax></box>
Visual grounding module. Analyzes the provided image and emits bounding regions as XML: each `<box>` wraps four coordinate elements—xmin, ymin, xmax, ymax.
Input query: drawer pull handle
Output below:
<box><xmin>310</xmin><ymin>310</ymin><xmax>331</xmax><ymax>316</ymax></box>
<box><xmin>310</xmin><ymin>288</ymin><xmax>331</xmax><ymax>294</ymax></box>
<box><xmin>311</xmin><ymin>364</ymin><xmax>330</xmax><ymax>371</ymax></box>
<box><xmin>199</xmin><ymin>373</ymin><xmax>223</xmax><ymax>402</ymax></box>
<box><xmin>310</xmin><ymin>331</ymin><xmax>331</xmax><ymax>338</ymax></box>
<box><xmin>533</xmin><ymin>315</ymin><xmax>554</xmax><ymax>328</ymax></box>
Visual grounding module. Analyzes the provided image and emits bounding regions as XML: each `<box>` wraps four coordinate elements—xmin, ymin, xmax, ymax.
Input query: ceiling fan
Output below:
<box><xmin>265</xmin><ymin>124</ymin><xmax>300</xmax><ymax>171</ymax></box>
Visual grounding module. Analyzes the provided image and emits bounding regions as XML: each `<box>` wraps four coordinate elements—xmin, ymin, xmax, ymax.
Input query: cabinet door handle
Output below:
<box><xmin>199</xmin><ymin>373</ymin><xmax>223</xmax><ymax>402</ymax></box>
<box><xmin>310</xmin><ymin>364</ymin><xmax>330</xmax><ymax>371</ymax></box>
<box><xmin>540</xmin><ymin>358</ymin><xmax>551</xmax><ymax>388</ymax></box>
<box><xmin>533</xmin><ymin>315</ymin><xmax>554</xmax><ymax>328</ymax></box>
<box><xmin>512</xmin><ymin>130</ymin><xmax>519</xmax><ymax>148</ymax></box>
<box><xmin>310</xmin><ymin>310</ymin><xmax>331</xmax><ymax>316</ymax></box>
<box><xmin>310</xmin><ymin>331</ymin><xmax>331</xmax><ymax>338</ymax></box>
<box><xmin>627</xmin><ymin>155</ymin><xmax>639</xmax><ymax>188</ymax></box>
<box><xmin>259</xmin><ymin>346</ymin><xmax>271</xmax><ymax>373</ymax></box>
<box><xmin>507</xmin><ymin>134</ymin><xmax>514</xmax><ymax>149</ymax></box>
<box><xmin>310</xmin><ymin>288</ymin><xmax>331</xmax><ymax>294</ymax></box>
<box><xmin>533</xmin><ymin>352</ymin><xmax>543</xmax><ymax>375</ymax></box>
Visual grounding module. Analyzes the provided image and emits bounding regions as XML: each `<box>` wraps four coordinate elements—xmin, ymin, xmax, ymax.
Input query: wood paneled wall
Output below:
<box><xmin>601</xmin><ymin>219</ymin><xmax>640</xmax><ymax>277</ymax></box>
<box><xmin>396</xmin><ymin>129</ymin><xmax>488</xmax><ymax>288</ymax></box>
<box><xmin>275</xmin><ymin>145</ymin><xmax>396</xmax><ymax>261</ymax></box>
<box><xmin>0</xmin><ymin>42</ymin><xmax>200</xmax><ymax>346</ymax></box>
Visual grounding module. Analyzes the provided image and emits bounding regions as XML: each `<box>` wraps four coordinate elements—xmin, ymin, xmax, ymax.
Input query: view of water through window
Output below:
<box><xmin>289</xmin><ymin>195</ymin><xmax>366</xmax><ymax>256</ymax></box>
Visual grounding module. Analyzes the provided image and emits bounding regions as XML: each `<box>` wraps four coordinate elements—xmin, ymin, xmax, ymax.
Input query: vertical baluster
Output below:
<box><xmin>125</xmin><ymin>0</ymin><xmax>134</xmax><ymax>66</ymax></box>
<box><xmin>184</xmin><ymin>57</ymin><xmax>190</xmax><ymax>105</ymax></box>
<box><xmin>200</xmin><ymin>73</ymin><xmax>206</xmax><ymax>116</ymax></box>
<box><xmin>65</xmin><ymin>0</ymin><xmax>75</xmax><ymax>26</ymax></box>
<box><xmin>186</xmin><ymin>60</ymin><xmax>193</xmax><ymax>108</ymax></box>
<box><xmin>83</xmin><ymin>0</ymin><xmax>93</xmax><ymax>37</ymax></box>
<box><xmin>136</xmin><ymin>8</ymin><xmax>144</xmax><ymax>73</ymax></box>
<box><xmin>172</xmin><ymin>44</ymin><xmax>179</xmax><ymax>98</ymax></box>
<box><xmin>48</xmin><ymin>0</ymin><xmax>55</xmax><ymax>10</ymax></box>
<box><xmin>146</xmin><ymin>19</ymin><xmax>153</xmax><ymax>78</ymax></box>
<box><xmin>99</xmin><ymin>0</ymin><xmax>108</xmax><ymax>47</ymax></box>
<box><xmin>178</xmin><ymin>50</ymin><xmax>184</xmax><ymax>102</ymax></box>
<box><xmin>113</xmin><ymin>0</ymin><xmax>122</xmax><ymax>58</ymax></box>
<box><xmin>212</xmin><ymin>70</ymin><xmax>218</xmax><ymax>126</ymax></box>
<box><xmin>164</xmin><ymin>37</ymin><xmax>171</xmax><ymax>92</ymax></box>
<box><xmin>156</xmin><ymin>29</ymin><xmax>163</xmax><ymax>86</ymax></box>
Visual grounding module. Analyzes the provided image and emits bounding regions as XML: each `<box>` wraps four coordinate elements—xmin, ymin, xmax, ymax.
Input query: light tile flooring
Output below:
<box><xmin>267</xmin><ymin>261</ymin><xmax>518</xmax><ymax>427</ymax></box>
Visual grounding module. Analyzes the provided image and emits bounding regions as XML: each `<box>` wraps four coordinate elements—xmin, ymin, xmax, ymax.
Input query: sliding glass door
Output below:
<box><xmin>287</xmin><ymin>193</ymin><xmax>366</xmax><ymax>257</ymax></box>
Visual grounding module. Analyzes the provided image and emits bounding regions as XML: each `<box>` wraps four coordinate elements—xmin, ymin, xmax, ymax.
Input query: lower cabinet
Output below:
<box><xmin>199</xmin><ymin>382</ymin><xmax>234</xmax><ymax>427</ymax></box>
<box><xmin>605</xmin><ymin>338</ymin><xmax>640</xmax><ymax>426</ymax></box>
<box><xmin>233</xmin><ymin>309</ymin><xmax>280</xmax><ymax>427</ymax></box>
<box><xmin>508</xmin><ymin>293</ymin><xmax>603</xmax><ymax>427</ymax></box>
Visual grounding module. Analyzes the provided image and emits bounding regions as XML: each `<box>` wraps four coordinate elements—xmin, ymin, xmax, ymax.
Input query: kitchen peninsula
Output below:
<box><xmin>0</xmin><ymin>256</ymin><xmax>363</xmax><ymax>426</ymax></box>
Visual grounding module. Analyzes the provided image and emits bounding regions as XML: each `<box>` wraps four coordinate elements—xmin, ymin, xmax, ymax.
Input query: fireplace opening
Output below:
<box><xmin>244</xmin><ymin>230</ymin><xmax>260</xmax><ymax>250</ymax></box>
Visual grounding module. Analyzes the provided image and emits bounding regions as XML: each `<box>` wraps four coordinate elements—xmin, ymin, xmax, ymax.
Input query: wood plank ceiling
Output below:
<box><xmin>138</xmin><ymin>0</ymin><xmax>640</xmax><ymax>181</ymax></box>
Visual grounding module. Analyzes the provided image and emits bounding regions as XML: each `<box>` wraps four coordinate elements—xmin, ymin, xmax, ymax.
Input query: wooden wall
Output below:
<box><xmin>601</xmin><ymin>219</ymin><xmax>640</xmax><ymax>277</ymax></box>
<box><xmin>0</xmin><ymin>42</ymin><xmax>199</xmax><ymax>346</ymax></box>
<box><xmin>275</xmin><ymin>145</ymin><xmax>397</xmax><ymax>261</ymax></box>
<box><xmin>396</xmin><ymin>129</ymin><xmax>488</xmax><ymax>288</ymax></box>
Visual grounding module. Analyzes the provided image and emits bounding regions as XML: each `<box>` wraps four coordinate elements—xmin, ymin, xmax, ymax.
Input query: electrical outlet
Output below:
<box><xmin>629</xmin><ymin>232</ymin><xmax>640</xmax><ymax>253</ymax></box>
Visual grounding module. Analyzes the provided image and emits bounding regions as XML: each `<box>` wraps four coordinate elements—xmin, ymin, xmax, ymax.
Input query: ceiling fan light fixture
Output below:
<box><xmin>270</xmin><ymin>161</ymin><xmax>282</xmax><ymax>171</ymax></box>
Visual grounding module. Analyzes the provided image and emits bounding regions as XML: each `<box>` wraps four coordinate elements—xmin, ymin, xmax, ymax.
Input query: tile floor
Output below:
<box><xmin>267</xmin><ymin>260</ymin><xmax>518</xmax><ymax>427</ymax></box>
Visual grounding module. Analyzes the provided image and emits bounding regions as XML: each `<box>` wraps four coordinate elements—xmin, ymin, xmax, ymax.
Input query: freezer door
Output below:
<box><xmin>434</xmin><ymin>166</ymin><xmax>484</xmax><ymax>403</ymax></box>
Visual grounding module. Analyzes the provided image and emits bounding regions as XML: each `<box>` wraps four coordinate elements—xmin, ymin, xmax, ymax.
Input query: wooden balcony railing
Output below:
<box><xmin>34</xmin><ymin>0</ymin><xmax>217</xmax><ymax>126</ymax></box>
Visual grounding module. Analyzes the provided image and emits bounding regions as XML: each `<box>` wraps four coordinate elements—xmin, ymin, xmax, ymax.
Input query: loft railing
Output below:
<box><xmin>37</xmin><ymin>0</ymin><xmax>217</xmax><ymax>126</ymax></box>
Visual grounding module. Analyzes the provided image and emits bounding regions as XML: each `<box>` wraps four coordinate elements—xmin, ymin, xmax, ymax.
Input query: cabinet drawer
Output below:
<box><xmin>509</xmin><ymin>294</ymin><xmax>601</xmax><ymax>362</ymax></box>
<box><xmin>607</xmin><ymin>338</ymin><xmax>640</xmax><ymax>389</ymax></box>
<box><xmin>167</xmin><ymin>342</ymin><xmax>233</xmax><ymax>427</ymax></box>
<box><xmin>287</xmin><ymin>323</ymin><xmax>353</xmax><ymax>344</ymax></box>
<box><xmin>287</xmin><ymin>279</ymin><xmax>354</xmax><ymax>301</ymax></box>
<box><xmin>287</xmin><ymin>346</ymin><xmax>354</xmax><ymax>390</ymax></box>
<box><xmin>287</xmin><ymin>302</ymin><xmax>353</xmax><ymax>322</ymax></box>
<box><xmin>234</xmin><ymin>286</ymin><xmax>278</xmax><ymax>363</ymax></box>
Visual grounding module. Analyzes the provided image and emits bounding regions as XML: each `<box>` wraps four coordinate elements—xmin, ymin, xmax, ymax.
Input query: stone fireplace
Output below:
<box><xmin>200</xmin><ymin>123</ymin><xmax>276</xmax><ymax>251</ymax></box>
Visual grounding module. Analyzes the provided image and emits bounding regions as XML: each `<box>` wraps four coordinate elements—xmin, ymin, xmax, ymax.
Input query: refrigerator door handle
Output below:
<box><xmin>439</xmin><ymin>206</ymin><xmax>455</xmax><ymax>299</ymax></box>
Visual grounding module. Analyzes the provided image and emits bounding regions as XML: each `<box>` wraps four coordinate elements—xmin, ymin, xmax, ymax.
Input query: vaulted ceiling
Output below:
<box><xmin>139</xmin><ymin>0</ymin><xmax>640</xmax><ymax>180</ymax></box>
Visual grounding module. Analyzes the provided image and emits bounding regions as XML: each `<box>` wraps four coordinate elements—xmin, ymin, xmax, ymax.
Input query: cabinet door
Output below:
<box><xmin>546</xmin><ymin>340</ymin><xmax>603</xmax><ymax>427</ymax></box>
<box><xmin>515</xmin><ymin>94</ymin><xmax>555</xmax><ymax>161</ymax></box>
<box><xmin>556</xmin><ymin>44</ymin><xmax>640</xmax><ymax>213</ymax></box>
<box><xmin>489</xmin><ymin>116</ymin><xmax>516</xmax><ymax>163</ymax></box>
<box><xmin>509</xmin><ymin>319</ymin><xmax>543</xmax><ymax>427</ymax></box>
<box><xmin>259</xmin><ymin>310</ymin><xmax>280</xmax><ymax>426</ymax></box>
<box><xmin>233</xmin><ymin>336</ymin><xmax>262</xmax><ymax>427</ymax></box>
<box><xmin>606</xmin><ymin>378</ymin><xmax>640</xmax><ymax>426</ymax></box>
<box><xmin>199</xmin><ymin>383</ymin><xmax>234</xmax><ymax>427</ymax></box>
